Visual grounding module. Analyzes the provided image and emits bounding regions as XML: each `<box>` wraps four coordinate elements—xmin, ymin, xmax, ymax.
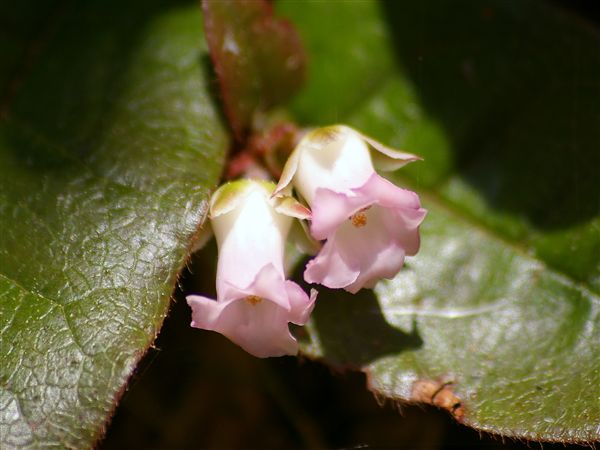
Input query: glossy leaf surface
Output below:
<box><xmin>0</xmin><ymin>1</ymin><xmax>227</xmax><ymax>447</ymax></box>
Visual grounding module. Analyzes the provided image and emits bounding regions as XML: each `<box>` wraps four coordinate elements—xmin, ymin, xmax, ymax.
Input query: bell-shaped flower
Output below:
<box><xmin>275</xmin><ymin>125</ymin><xmax>427</xmax><ymax>293</ymax></box>
<box><xmin>186</xmin><ymin>179</ymin><xmax>316</xmax><ymax>358</ymax></box>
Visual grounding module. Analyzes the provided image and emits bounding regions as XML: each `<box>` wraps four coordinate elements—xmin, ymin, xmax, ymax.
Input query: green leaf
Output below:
<box><xmin>202</xmin><ymin>0</ymin><xmax>306</xmax><ymax>140</ymax></box>
<box><xmin>278</xmin><ymin>0</ymin><xmax>600</xmax><ymax>443</ymax></box>
<box><xmin>0</xmin><ymin>1</ymin><xmax>227</xmax><ymax>447</ymax></box>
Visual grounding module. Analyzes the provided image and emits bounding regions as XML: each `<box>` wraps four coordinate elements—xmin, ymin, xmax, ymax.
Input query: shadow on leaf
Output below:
<box><xmin>299</xmin><ymin>286</ymin><xmax>423</xmax><ymax>368</ymax></box>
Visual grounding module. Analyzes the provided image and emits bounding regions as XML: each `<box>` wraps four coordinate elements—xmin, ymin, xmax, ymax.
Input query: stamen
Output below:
<box><xmin>246</xmin><ymin>295</ymin><xmax>262</xmax><ymax>305</ymax></box>
<box><xmin>349</xmin><ymin>207</ymin><xmax>371</xmax><ymax>228</ymax></box>
<box><xmin>350</xmin><ymin>212</ymin><xmax>367</xmax><ymax>227</ymax></box>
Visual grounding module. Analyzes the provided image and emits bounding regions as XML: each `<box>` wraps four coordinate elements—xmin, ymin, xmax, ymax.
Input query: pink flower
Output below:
<box><xmin>275</xmin><ymin>125</ymin><xmax>427</xmax><ymax>293</ymax></box>
<box><xmin>186</xmin><ymin>180</ymin><xmax>316</xmax><ymax>358</ymax></box>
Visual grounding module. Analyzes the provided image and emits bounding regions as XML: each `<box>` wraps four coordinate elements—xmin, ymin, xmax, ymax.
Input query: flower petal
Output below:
<box><xmin>310</xmin><ymin>173</ymin><xmax>425</xmax><ymax>241</ymax></box>
<box><xmin>273</xmin><ymin>139</ymin><xmax>302</xmax><ymax>196</ymax></box>
<box><xmin>360</xmin><ymin>173</ymin><xmax>422</xmax><ymax>211</ymax></box>
<box><xmin>362</xmin><ymin>175</ymin><xmax>427</xmax><ymax>256</ymax></box>
<box><xmin>187</xmin><ymin>294</ymin><xmax>227</xmax><ymax>329</ymax></box>
<box><xmin>344</xmin><ymin>240</ymin><xmax>406</xmax><ymax>293</ymax></box>
<box><xmin>310</xmin><ymin>188</ymin><xmax>369</xmax><ymax>240</ymax></box>
<box><xmin>285</xmin><ymin>281</ymin><xmax>317</xmax><ymax>325</ymax></box>
<box><xmin>356</xmin><ymin>128</ymin><xmax>422</xmax><ymax>171</ymax></box>
<box><xmin>304</xmin><ymin>236</ymin><xmax>360</xmax><ymax>289</ymax></box>
<box><xmin>186</xmin><ymin>294</ymin><xmax>300</xmax><ymax>358</ymax></box>
<box><xmin>218</xmin><ymin>263</ymin><xmax>288</xmax><ymax>308</ymax></box>
<box><xmin>305</xmin><ymin>204</ymin><xmax>414</xmax><ymax>293</ymax></box>
<box><xmin>382</xmin><ymin>200</ymin><xmax>426</xmax><ymax>256</ymax></box>
<box><xmin>210</xmin><ymin>179</ymin><xmax>273</xmax><ymax>218</ymax></box>
<box><xmin>292</xmin><ymin>126</ymin><xmax>375</xmax><ymax>204</ymax></box>
<box><xmin>214</xmin><ymin>188</ymin><xmax>291</xmax><ymax>298</ymax></box>
<box><xmin>272</xmin><ymin>195</ymin><xmax>312</xmax><ymax>220</ymax></box>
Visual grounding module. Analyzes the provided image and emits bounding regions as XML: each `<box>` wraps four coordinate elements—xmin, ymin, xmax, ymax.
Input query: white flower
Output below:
<box><xmin>275</xmin><ymin>125</ymin><xmax>427</xmax><ymax>293</ymax></box>
<box><xmin>187</xmin><ymin>179</ymin><xmax>316</xmax><ymax>358</ymax></box>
